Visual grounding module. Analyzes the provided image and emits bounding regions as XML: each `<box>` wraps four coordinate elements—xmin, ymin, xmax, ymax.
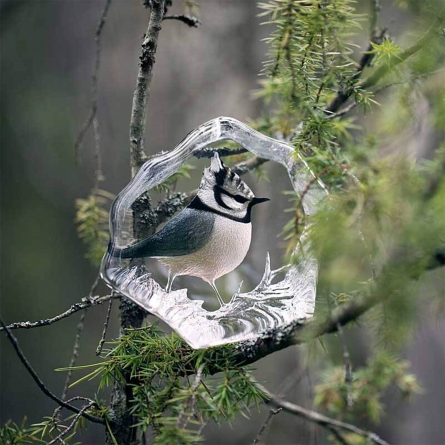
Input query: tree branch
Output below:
<box><xmin>232</xmin><ymin>156</ymin><xmax>268</xmax><ymax>175</ymax></box>
<box><xmin>61</xmin><ymin>309</ymin><xmax>88</xmax><ymax>401</ymax></box>
<box><xmin>129</xmin><ymin>0</ymin><xmax>166</xmax><ymax>177</ymax></box>
<box><xmin>48</xmin><ymin>401</ymin><xmax>96</xmax><ymax>445</ymax></box>
<box><xmin>325</xmin><ymin>30</ymin><xmax>385</xmax><ymax>114</ymax></box>
<box><xmin>361</xmin><ymin>22</ymin><xmax>442</xmax><ymax>90</ymax></box>
<box><xmin>163</xmin><ymin>14</ymin><xmax>201</xmax><ymax>28</ymax></box>
<box><xmin>369</xmin><ymin>0</ymin><xmax>381</xmax><ymax>41</ymax></box>
<box><xmin>96</xmin><ymin>297</ymin><xmax>114</xmax><ymax>355</ymax></box>
<box><xmin>227</xmin><ymin>289</ymin><xmax>383</xmax><ymax>369</ymax></box>
<box><xmin>256</xmin><ymin>383</ymin><xmax>389</xmax><ymax>445</ymax></box>
<box><xmin>74</xmin><ymin>0</ymin><xmax>112</xmax><ymax>163</ymax></box>
<box><xmin>252</xmin><ymin>407</ymin><xmax>282</xmax><ymax>445</ymax></box>
<box><xmin>0</xmin><ymin>294</ymin><xmax>118</xmax><ymax>332</ymax></box>
<box><xmin>0</xmin><ymin>317</ymin><xmax>105</xmax><ymax>425</ymax></box>
<box><xmin>110</xmin><ymin>2</ymin><xmax>167</xmax><ymax>443</ymax></box>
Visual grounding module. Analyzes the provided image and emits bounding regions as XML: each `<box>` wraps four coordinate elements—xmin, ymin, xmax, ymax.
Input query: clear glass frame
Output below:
<box><xmin>100</xmin><ymin>117</ymin><xmax>326</xmax><ymax>348</ymax></box>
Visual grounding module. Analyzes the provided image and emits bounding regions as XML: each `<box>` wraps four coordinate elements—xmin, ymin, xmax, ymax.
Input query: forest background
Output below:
<box><xmin>1</xmin><ymin>1</ymin><xmax>444</xmax><ymax>444</ymax></box>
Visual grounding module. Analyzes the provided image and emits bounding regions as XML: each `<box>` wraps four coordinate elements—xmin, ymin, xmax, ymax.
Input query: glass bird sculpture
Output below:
<box><xmin>101</xmin><ymin>117</ymin><xmax>326</xmax><ymax>348</ymax></box>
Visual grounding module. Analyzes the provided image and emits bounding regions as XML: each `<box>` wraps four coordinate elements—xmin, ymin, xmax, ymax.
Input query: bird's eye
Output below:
<box><xmin>233</xmin><ymin>195</ymin><xmax>248</xmax><ymax>204</ymax></box>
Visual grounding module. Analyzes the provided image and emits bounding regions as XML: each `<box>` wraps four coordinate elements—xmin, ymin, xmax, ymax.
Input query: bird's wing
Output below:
<box><xmin>117</xmin><ymin>208</ymin><xmax>215</xmax><ymax>259</ymax></box>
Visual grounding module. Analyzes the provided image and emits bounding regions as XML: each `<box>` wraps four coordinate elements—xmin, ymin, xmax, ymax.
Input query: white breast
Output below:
<box><xmin>160</xmin><ymin>216</ymin><xmax>252</xmax><ymax>283</ymax></box>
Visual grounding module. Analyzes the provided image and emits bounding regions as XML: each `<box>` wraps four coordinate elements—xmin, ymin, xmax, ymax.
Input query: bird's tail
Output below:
<box><xmin>107</xmin><ymin>240</ymin><xmax>146</xmax><ymax>259</ymax></box>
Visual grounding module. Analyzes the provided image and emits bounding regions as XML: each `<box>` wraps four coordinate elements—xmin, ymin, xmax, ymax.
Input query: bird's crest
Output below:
<box><xmin>204</xmin><ymin>152</ymin><xmax>254</xmax><ymax>199</ymax></box>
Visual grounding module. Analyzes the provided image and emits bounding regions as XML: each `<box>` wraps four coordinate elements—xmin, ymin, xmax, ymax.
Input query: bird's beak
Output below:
<box><xmin>251</xmin><ymin>197</ymin><xmax>270</xmax><ymax>206</ymax></box>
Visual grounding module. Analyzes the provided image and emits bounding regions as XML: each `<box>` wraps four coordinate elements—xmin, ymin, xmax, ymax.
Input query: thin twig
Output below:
<box><xmin>326</xmin><ymin>101</ymin><xmax>359</xmax><ymax>119</ymax></box>
<box><xmin>74</xmin><ymin>0</ymin><xmax>112</xmax><ymax>162</ymax></box>
<box><xmin>277</xmin><ymin>364</ymin><xmax>309</xmax><ymax>398</ymax></box>
<box><xmin>89</xmin><ymin>273</ymin><xmax>102</xmax><ymax>298</ymax></box>
<box><xmin>299</xmin><ymin>166</ymin><xmax>331</xmax><ymax>203</ymax></box>
<box><xmin>362</xmin><ymin>22</ymin><xmax>441</xmax><ymax>90</ymax></box>
<box><xmin>327</xmin><ymin>68</ymin><xmax>444</xmax><ymax>120</ymax></box>
<box><xmin>176</xmin><ymin>364</ymin><xmax>205</xmax><ymax>429</ymax></box>
<box><xmin>0</xmin><ymin>317</ymin><xmax>104</xmax><ymax>425</ymax></box>
<box><xmin>370</xmin><ymin>0</ymin><xmax>381</xmax><ymax>41</ymax></box>
<box><xmin>96</xmin><ymin>298</ymin><xmax>114</xmax><ymax>355</ymax></box>
<box><xmin>232</xmin><ymin>156</ymin><xmax>268</xmax><ymax>175</ymax></box>
<box><xmin>61</xmin><ymin>309</ymin><xmax>88</xmax><ymax>401</ymax></box>
<box><xmin>49</xmin><ymin>402</ymin><xmax>96</xmax><ymax>445</ymax></box>
<box><xmin>163</xmin><ymin>14</ymin><xmax>201</xmax><ymax>28</ymax></box>
<box><xmin>53</xmin><ymin>396</ymin><xmax>98</xmax><ymax>419</ymax></box>
<box><xmin>327</xmin><ymin>425</ymin><xmax>350</xmax><ymax>445</ymax></box>
<box><xmin>0</xmin><ymin>294</ymin><xmax>118</xmax><ymax>332</ymax></box>
<box><xmin>252</xmin><ymin>407</ymin><xmax>282</xmax><ymax>445</ymax></box>
<box><xmin>336</xmin><ymin>321</ymin><xmax>353</xmax><ymax>409</ymax></box>
<box><xmin>92</xmin><ymin>115</ymin><xmax>103</xmax><ymax>191</ymax></box>
<box><xmin>256</xmin><ymin>383</ymin><xmax>390</xmax><ymax>445</ymax></box>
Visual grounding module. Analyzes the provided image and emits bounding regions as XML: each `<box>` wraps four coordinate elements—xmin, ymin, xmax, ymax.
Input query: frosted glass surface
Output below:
<box><xmin>101</xmin><ymin>117</ymin><xmax>326</xmax><ymax>348</ymax></box>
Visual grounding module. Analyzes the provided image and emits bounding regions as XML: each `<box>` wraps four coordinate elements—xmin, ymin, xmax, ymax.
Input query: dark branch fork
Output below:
<box><xmin>0</xmin><ymin>318</ymin><xmax>105</xmax><ymax>425</ymax></box>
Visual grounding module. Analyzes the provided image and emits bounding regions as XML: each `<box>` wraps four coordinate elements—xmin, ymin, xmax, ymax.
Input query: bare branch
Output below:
<box><xmin>0</xmin><ymin>294</ymin><xmax>118</xmax><ymax>332</ymax></box>
<box><xmin>252</xmin><ymin>408</ymin><xmax>282</xmax><ymax>445</ymax></box>
<box><xmin>370</xmin><ymin>0</ymin><xmax>381</xmax><ymax>41</ymax></box>
<box><xmin>89</xmin><ymin>273</ymin><xmax>102</xmax><ymax>298</ymax></box>
<box><xmin>109</xmin><ymin>3</ymin><xmax>167</xmax><ymax>443</ymax></box>
<box><xmin>0</xmin><ymin>317</ymin><xmax>105</xmax><ymax>425</ymax></box>
<box><xmin>163</xmin><ymin>14</ymin><xmax>201</xmax><ymax>28</ymax></box>
<box><xmin>232</xmin><ymin>156</ymin><xmax>268</xmax><ymax>175</ymax></box>
<box><xmin>327</xmin><ymin>426</ymin><xmax>350</xmax><ymax>445</ymax></box>
<box><xmin>74</xmin><ymin>0</ymin><xmax>112</xmax><ymax>162</ymax></box>
<box><xmin>256</xmin><ymin>382</ymin><xmax>389</xmax><ymax>445</ymax></box>
<box><xmin>49</xmin><ymin>401</ymin><xmax>96</xmax><ymax>445</ymax></box>
<box><xmin>130</xmin><ymin>0</ymin><xmax>166</xmax><ymax>177</ymax></box>
<box><xmin>61</xmin><ymin>309</ymin><xmax>88</xmax><ymax>401</ymax></box>
<box><xmin>96</xmin><ymin>298</ymin><xmax>114</xmax><ymax>355</ymax></box>
<box><xmin>92</xmin><ymin>115</ymin><xmax>103</xmax><ymax>191</ymax></box>
<box><xmin>336</xmin><ymin>321</ymin><xmax>353</xmax><ymax>409</ymax></box>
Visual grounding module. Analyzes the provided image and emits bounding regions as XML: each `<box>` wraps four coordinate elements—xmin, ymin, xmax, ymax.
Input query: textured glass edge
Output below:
<box><xmin>100</xmin><ymin>117</ymin><xmax>327</xmax><ymax>348</ymax></box>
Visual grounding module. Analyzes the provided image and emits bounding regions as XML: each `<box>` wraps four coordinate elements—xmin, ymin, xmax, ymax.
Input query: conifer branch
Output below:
<box><xmin>361</xmin><ymin>22</ymin><xmax>442</xmax><ymax>90</ymax></box>
<box><xmin>256</xmin><ymin>383</ymin><xmax>389</xmax><ymax>445</ymax></box>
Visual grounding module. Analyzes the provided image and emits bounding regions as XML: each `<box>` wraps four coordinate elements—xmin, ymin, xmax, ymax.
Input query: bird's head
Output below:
<box><xmin>196</xmin><ymin>152</ymin><xmax>269</xmax><ymax>221</ymax></box>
